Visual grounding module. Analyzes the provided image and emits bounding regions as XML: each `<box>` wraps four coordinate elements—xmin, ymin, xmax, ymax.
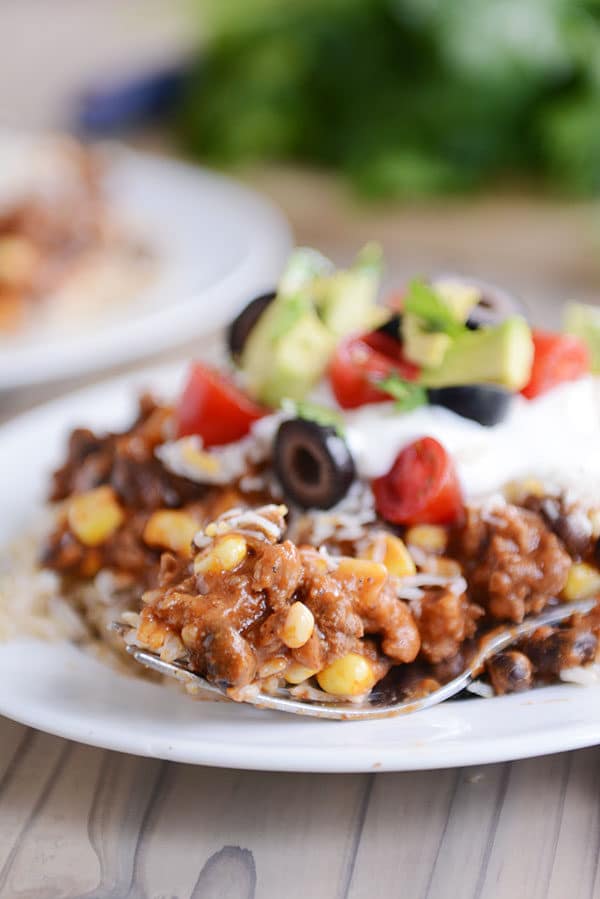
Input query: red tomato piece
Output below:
<box><xmin>521</xmin><ymin>330</ymin><xmax>589</xmax><ymax>400</ymax></box>
<box><xmin>385</xmin><ymin>289</ymin><xmax>405</xmax><ymax>311</ymax></box>
<box><xmin>372</xmin><ymin>437</ymin><xmax>463</xmax><ymax>525</ymax></box>
<box><xmin>329</xmin><ymin>331</ymin><xmax>420</xmax><ymax>409</ymax></box>
<box><xmin>176</xmin><ymin>363</ymin><xmax>267</xmax><ymax>446</ymax></box>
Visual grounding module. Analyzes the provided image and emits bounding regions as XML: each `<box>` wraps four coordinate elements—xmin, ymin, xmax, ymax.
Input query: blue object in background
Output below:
<box><xmin>77</xmin><ymin>63</ymin><xmax>188</xmax><ymax>134</ymax></box>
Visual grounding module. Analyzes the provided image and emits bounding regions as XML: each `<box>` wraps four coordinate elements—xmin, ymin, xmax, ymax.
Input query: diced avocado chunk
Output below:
<box><xmin>239</xmin><ymin>243</ymin><xmax>384</xmax><ymax>404</ymax></box>
<box><xmin>312</xmin><ymin>242</ymin><xmax>385</xmax><ymax>338</ymax></box>
<box><xmin>402</xmin><ymin>314</ymin><xmax>451</xmax><ymax>367</ymax></box>
<box><xmin>421</xmin><ymin>316</ymin><xmax>534</xmax><ymax>391</ymax></box>
<box><xmin>241</xmin><ymin>300</ymin><xmax>335</xmax><ymax>406</ymax></box>
<box><xmin>432</xmin><ymin>278</ymin><xmax>481</xmax><ymax>321</ymax></box>
<box><xmin>401</xmin><ymin>277</ymin><xmax>478</xmax><ymax>368</ymax></box>
<box><xmin>278</xmin><ymin>247</ymin><xmax>333</xmax><ymax>296</ymax></box>
<box><xmin>564</xmin><ymin>302</ymin><xmax>600</xmax><ymax>373</ymax></box>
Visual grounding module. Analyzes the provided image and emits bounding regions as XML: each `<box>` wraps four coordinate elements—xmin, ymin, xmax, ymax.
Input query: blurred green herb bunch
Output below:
<box><xmin>179</xmin><ymin>0</ymin><xmax>600</xmax><ymax>198</ymax></box>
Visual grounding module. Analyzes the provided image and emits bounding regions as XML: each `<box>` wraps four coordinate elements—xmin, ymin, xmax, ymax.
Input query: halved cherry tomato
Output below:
<box><xmin>176</xmin><ymin>363</ymin><xmax>267</xmax><ymax>446</ymax></box>
<box><xmin>372</xmin><ymin>437</ymin><xmax>463</xmax><ymax>525</ymax></box>
<box><xmin>385</xmin><ymin>289</ymin><xmax>405</xmax><ymax>311</ymax></box>
<box><xmin>329</xmin><ymin>331</ymin><xmax>420</xmax><ymax>409</ymax></box>
<box><xmin>521</xmin><ymin>330</ymin><xmax>589</xmax><ymax>400</ymax></box>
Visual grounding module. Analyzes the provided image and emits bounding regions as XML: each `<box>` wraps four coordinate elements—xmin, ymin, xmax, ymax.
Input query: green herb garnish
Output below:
<box><xmin>283</xmin><ymin>399</ymin><xmax>346</xmax><ymax>436</ymax></box>
<box><xmin>377</xmin><ymin>374</ymin><xmax>428</xmax><ymax>413</ymax></box>
<box><xmin>403</xmin><ymin>279</ymin><xmax>466</xmax><ymax>337</ymax></box>
<box><xmin>268</xmin><ymin>294</ymin><xmax>310</xmax><ymax>342</ymax></box>
<box><xmin>354</xmin><ymin>241</ymin><xmax>383</xmax><ymax>275</ymax></box>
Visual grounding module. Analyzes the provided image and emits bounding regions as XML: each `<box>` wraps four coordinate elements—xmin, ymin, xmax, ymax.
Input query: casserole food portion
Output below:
<box><xmin>0</xmin><ymin>133</ymin><xmax>153</xmax><ymax>333</ymax></box>
<box><xmin>38</xmin><ymin>247</ymin><xmax>600</xmax><ymax>704</ymax></box>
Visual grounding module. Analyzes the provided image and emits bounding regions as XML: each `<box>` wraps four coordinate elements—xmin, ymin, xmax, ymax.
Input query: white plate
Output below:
<box><xmin>1</xmin><ymin>363</ymin><xmax>599</xmax><ymax>772</ymax></box>
<box><xmin>0</xmin><ymin>145</ymin><xmax>291</xmax><ymax>389</ymax></box>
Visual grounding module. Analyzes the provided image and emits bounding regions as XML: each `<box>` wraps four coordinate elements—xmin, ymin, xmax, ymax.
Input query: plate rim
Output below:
<box><xmin>0</xmin><ymin>144</ymin><xmax>291</xmax><ymax>389</ymax></box>
<box><xmin>0</xmin><ymin>640</ymin><xmax>599</xmax><ymax>772</ymax></box>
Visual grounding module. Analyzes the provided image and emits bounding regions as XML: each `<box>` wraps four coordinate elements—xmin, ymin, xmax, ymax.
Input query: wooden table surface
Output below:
<box><xmin>0</xmin><ymin>722</ymin><xmax>598</xmax><ymax>899</ymax></box>
<box><xmin>2</xmin><ymin>5</ymin><xmax>600</xmax><ymax>892</ymax></box>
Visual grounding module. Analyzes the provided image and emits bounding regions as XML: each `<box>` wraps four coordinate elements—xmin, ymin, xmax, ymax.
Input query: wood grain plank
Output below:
<box><xmin>546</xmin><ymin>748</ymin><xmax>600</xmax><ymax>899</ymax></box>
<box><xmin>0</xmin><ymin>722</ymin><xmax>597</xmax><ymax>899</ymax></box>
<box><xmin>345</xmin><ymin>769</ymin><xmax>458</xmax><ymax>899</ymax></box>
<box><xmin>130</xmin><ymin>766</ymin><xmax>369</xmax><ymax>899</ymax></box>
<box><xmin>0</xmin><ymin>720</ymin><xmax>29</xmax><ymax>773</ymax></box>
<box><xmin>190</xmin><ymin>845</ymin><xmax>257</xmax><ymax>899</ymax></box>
<box><xmin>2</xmin><ymin>743</ymin><xmax>104</xmax><ymax>898</ymax></box>
<box><xmin>476</xmin><ymin>753</ymin><xmax>572</xmax><ymax>899</ymax></box>
<box><xmin>424</xmin><ymin>764</ymin><xmax>509</xmax><ymax>899</ymax></box>
<box><xmin>0</xmin><ymin>729</ymin><xmax>69</xmax><ymax>880</ymax></box>
<box><xmin>87</xmin><ymin>752</ymin><xmax>165</xmax><ymax>899</ymax></box>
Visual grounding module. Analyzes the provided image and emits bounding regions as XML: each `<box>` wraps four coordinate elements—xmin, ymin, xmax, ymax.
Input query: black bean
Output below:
<box><xmin>527</xmin><ymin>627</ymin><xmax>597</xmax><ymax>676</ymax></box>
<box><xmin>486</xmin><ymin>651</ymin><xmax>533</xmax><ymax>695</ymax></box>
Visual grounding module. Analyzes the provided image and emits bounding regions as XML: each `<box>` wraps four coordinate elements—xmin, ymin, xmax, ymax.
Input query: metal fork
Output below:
<box><xmin>120</xmin><ymin>597</ymin><xmax>597</xmax><ymax>721</ymax></box>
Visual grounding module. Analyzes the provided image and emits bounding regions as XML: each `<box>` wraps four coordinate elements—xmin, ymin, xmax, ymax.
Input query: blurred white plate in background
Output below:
<box><xmin>0</xmin><ymin>143</ymin><xmax>291</xmax><ymax>389</ymax></box>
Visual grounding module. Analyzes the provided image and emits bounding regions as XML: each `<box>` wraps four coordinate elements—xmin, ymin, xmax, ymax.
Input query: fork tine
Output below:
<box><xmin>123</xmin><ymin>597</ymin><xmax>598</xmax><ymax>721</ymax></box>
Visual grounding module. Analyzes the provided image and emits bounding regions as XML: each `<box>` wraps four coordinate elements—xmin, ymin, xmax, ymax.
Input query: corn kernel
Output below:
<box><xmin>362</xmin><ymin>534</ymin><xmax>416</xmax><ymax>577</ymax></box>
<box><xmin>405</xmin><ymin>525</ymin><xmax>448</xmax><ymax>554</ymax></box>
<box><xmin>281</xmin><ymin>602</ymin><xmax>315</xmax><ymax>649</ymax></box>
<box><xmin>562</xmin><ymin>562</ymin><xmax>600</xmax><ymax>601</ymax></box>
<box><xmin>181</xmin><ymin>442</ymin><xmax>221</xmax><ymax>475</ymax></box>
<box><xmin>334</xmin><ymin>558</ymin><xmax>388</xmax><ymax>606</ymax></box>
<box><xmin>194</xmin><ymin>534</ymin><xmax>248</xmax><ymax>575</ymax></box>
<box><xmin>335</xmin><ymin>557</ymin><xmax>388</xmax><ymax>583</ymax></box>
<box><xmin>317</xmin><ymin>653</ymin><xmax>377</xmax><ymax>697</ymax></box>
<box><xmin>67</xmin><ymin>486</ymin><xmax>124</xmax><ymax>547</ymax></box>
<box><xmin>504</xmin><ymin>478</ymin><xmax>545</xmax><ymax>503</ymax></box>
<box><xmin>143</xmin><ymin>510</ymin><xmax>199</xmax><ymax>556</ymax></box>
<box><xmin>285</xmin><ymin>663</ymin><xmax>318</xmax><ymax>685</ymax></box>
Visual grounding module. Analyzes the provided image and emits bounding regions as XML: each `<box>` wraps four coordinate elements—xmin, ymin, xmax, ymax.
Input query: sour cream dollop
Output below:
<box><xmin>344</xmin><ymin>377</ymin><xmax>600</xmax><ymax>501</ymax></box>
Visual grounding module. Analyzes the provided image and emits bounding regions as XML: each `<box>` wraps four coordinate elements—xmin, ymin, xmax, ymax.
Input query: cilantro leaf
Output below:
<box><xmin>376</xmin><ymin>374</ymin><xmax>428</xmax><ymax>413</ymax></box>
<box><xmin>283</xmin><ymin>399</ymin><xmax>346</xmax><ymax>436</ymax></box>
<box><xmin>403</xmin><ymin>279</ymin><xmax>466</xmax><ymax>337</ymax></box>
<box><xmin>268</xmin><ymin>294</ymin><xmax>310</xmax><ymax>342</ymax></box>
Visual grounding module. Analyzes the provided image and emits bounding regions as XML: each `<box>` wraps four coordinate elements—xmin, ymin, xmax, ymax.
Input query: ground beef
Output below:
<box><xmin>42</xmin><ymin>394</ymin><xmax>600</xmax><ymax>702</ymax></box>
<box><xmin>139</xmin><ymin>539</ymin><xmax>421</xmax><ymax>688</ymax></box>
<box><xmin>416</xmin><ymin>589</ymin><xmax>482</xmax><ymax>664</ymax></box>
<box><xmin>455</xmin><ymin>503</ymin><xmax>571</xmax><ymax>622</ymax></box>
<box><xmin>253</xmin><ymin>542</ymin><xmax>304</xmax><ymax>608</ymax></box>
<box><xmin>50</xmin><ymin>396</ymin><xmax>205</xmax><ymax>510</ymax></box>
<box><xmin>42</xmin><ymin>397</ymin><xmax>215</xmax><ymax>582</ymax></box>
<box><xmin>523</xmin><ymin>494</ymin><xmax>594</xmax><ymax>561</ymax></box>
<box><xmin>41</xmin><ymin>512</ymin><xmax>162</xmax><ymax>584</ymax></box>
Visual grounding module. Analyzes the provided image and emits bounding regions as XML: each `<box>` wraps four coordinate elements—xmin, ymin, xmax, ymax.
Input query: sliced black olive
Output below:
<box><xmin>431</xmin><ymin>274</ymin><xmax>525</xmax><ymax>329</ymax></box>
<box><xmin>465</xmin><ymin>279</ymin><xmax>525</xmax><ymax>328</ymax></box>
<box><xmin>427</xmin><ymin>384</ymin><xmax>512</xmax><ymax>427</ymax></box>
<box><xmin>375</xmin><ymin>312</ymin><xmax>403</xmax><ymax>340</ymax></box>
<box><xmin>227</xmin><ymin>291</ymin><xmax>276</xmax><ymax>362</ymax></box>
<box><xmin>273</xmin><ymin>419</ymin><xmax>355</xmax><ymax>510</ymax></box>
